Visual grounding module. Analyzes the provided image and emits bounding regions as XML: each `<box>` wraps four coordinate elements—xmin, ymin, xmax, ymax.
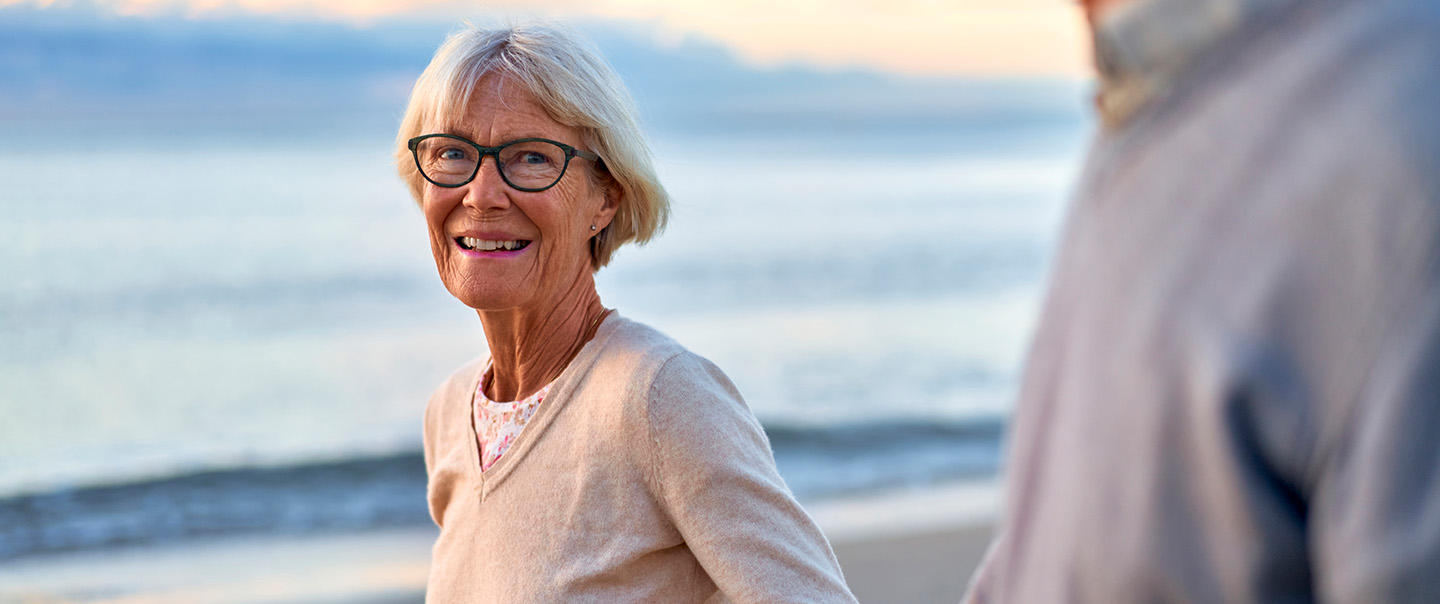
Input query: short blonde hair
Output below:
<box><xmin>395</xmin><ymin>23</ymin><xmax>669</xmax><ymax>270</ymax></box>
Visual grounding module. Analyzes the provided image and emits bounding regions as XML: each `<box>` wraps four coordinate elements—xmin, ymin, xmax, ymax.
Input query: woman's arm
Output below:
<box><xmin>645</xmin><ymin>352</ymin><xmax>859</xmax><ymax>604</ymax></box>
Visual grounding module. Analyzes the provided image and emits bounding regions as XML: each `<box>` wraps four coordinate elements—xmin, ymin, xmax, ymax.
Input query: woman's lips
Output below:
<box><xmin>453</xmin><ymin>236</ymin><xmax>532</xmax><ymax>259</ymax></box>
<box><xmin>456</xmin><ymin>237</ymin><xmax>532</xmax><ymax>252</ymax></box>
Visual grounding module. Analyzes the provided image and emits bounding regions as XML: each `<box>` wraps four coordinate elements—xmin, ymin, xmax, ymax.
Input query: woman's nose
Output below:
<box><xmin>461</xmin><ymin>156</ymin><xmax>511</xmax><ymax>211</ymax></box>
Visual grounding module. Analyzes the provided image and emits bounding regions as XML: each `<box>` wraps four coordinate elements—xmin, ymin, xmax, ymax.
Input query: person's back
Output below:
<box><xmin>965</xmin><ymin>0</ymin><xmax>1440</xmax><ymax>601</ymax></box>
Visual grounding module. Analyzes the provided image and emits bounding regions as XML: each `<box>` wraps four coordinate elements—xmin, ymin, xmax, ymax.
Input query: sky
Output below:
<box><xmin>0</xmin><ymin>0</ymin><xmax>1093</xmax><ymax>77</ymax></box>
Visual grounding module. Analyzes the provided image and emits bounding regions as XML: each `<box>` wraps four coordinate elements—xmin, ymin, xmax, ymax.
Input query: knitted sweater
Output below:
<box><xmin>422</xmin><ymin>313</ymin><xmax>858</xmax><ymax>603</ymax></box>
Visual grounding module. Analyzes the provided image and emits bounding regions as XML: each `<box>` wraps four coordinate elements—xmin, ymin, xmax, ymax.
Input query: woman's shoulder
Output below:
<box><xmin>427</xmin><ymin>356</ymin><xmax>488</xmax><ymax>413</ymax></box>
<box><xmin>597</xmin><ymin>315</ymin><xmax>685</xmax><ymax>358</ymax></box>
<box><xmin>421</xmin><ymin>356</ymin><xmax>487</xmax><ymax>470</ymax></box>
<box><xmin>585</xmin><ymin>315</ymin><xmax>688</xmax><ymax>382</ymax></box>
<box><xmin>587</xmin><ymin>315</ymin><xmax>733</xmax><ymax>390</ymax></box>
<box><xmin>590</xmin><ymin>315</ymin><xmax>746</xmax><ymax>416</ymax></box>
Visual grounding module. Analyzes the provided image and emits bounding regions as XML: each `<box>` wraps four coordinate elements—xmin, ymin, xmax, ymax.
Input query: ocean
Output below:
<box><xmin>0</xmin><ymin>97</ymin><xmax>1090</xmax><ymax>559</ymax></box>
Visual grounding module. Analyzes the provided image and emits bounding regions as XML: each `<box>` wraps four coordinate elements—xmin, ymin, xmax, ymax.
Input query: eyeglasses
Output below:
<box><xmin>407</xmin><ymin>134</ymin><xmax>602</xmax><ymax>192</ymax></box>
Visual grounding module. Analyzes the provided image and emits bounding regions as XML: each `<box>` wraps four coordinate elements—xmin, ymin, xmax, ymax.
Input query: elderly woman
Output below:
<box><xmin>395</xmin><ymin>24</ymin><xmax>857</xmax><ymax>603</ymax></box>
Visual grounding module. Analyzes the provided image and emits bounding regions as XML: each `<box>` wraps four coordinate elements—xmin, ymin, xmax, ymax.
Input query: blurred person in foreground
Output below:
<box><xmin>965</xmin><ymin>0</ymin><xmax>1440</xmax><ymax>602</ymax></box>
<box><xmin>395</xmin><ymin>24</ymin><xmax>856</xmax><ymax>603</ymax></box>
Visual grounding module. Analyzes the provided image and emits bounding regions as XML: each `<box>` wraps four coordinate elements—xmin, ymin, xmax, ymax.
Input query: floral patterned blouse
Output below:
<box><xmin>473</xmin><ymin>365</ymin><xmax>556</xmax><ymax>472</ymax></box>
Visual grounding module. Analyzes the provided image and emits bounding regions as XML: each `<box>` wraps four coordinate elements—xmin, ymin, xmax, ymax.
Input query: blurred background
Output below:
<box><xmin>0</xmin><ymin>0</ymin><xmax>1094</xmax><ymax>601</ymax></box>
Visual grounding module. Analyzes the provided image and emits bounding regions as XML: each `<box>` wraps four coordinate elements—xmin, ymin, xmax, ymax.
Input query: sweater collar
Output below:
<box><xmin>1092</xmin><ymin>0</ymin><xmax>1302</xmax><ymax>128</ymax></box>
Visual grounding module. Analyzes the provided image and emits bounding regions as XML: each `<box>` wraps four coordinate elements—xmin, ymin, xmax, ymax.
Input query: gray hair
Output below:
<box><xmin>395</xmin><ymin>23</ymin><xmax>669</xmax><ymax>270</ymax></box>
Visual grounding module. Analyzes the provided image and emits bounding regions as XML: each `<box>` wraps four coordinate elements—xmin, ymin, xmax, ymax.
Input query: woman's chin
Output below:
<box><xmin>445</xmin><ymin>286</ymin><xmax>527</xmax><ymax>313</ymax></box>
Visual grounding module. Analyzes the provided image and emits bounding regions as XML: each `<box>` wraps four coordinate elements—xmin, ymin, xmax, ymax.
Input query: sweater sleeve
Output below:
<box><xmin>645</xmin><ymin>352</ymin><xmax>858</xmax><ymax>604</ymax></box>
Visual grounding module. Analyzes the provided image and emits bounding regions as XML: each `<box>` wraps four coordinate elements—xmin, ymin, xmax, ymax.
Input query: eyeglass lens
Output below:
<box><xmin>414</xmin><ymin>138</ymin><xmax>570</xmax><ymax>190</ymax></box>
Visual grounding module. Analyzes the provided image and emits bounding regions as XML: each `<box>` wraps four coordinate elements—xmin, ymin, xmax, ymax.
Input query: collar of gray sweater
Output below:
<box><xmin>1093</xmin><ymin>0</ymin><xmax>1308</xmax><ymax>127</ymax></box>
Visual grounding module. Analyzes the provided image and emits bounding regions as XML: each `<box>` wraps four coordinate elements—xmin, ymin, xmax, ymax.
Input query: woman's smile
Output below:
<box><xmin>449</xmin><ymin>222</ymin><xmax>538</xmax><ymax>262</ymax></box>
<box><xmin>454</xmin><ymin>235</ymin><xmax>534</xmax><ymax>258</ymax></box>
<box><xmin>456</xmin><ymin>237</ymin><xmax>531</xmax><ymax>252</ymax></box>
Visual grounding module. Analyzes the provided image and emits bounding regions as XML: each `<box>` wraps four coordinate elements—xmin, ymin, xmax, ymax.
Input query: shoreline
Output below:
<box><xmin>1</xmin><ymin>418</ymin><xmax>1004</xmax><ymax>562</ymax></box>
<box><xmin>0</xmin><ymin>479</ymin><xmax>1001</xmax><ymax>604</ymax></box>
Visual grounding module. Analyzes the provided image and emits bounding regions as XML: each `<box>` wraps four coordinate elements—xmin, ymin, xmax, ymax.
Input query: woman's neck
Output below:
<box><xmin>477</xmin><ymin>273</ymin><xmax>608</xmax><ymax>402</ymax></box>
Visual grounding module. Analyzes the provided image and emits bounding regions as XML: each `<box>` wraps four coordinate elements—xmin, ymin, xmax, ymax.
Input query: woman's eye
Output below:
<box><xmin>518</xmin><ymin>151</ymin><xmax>551</xmax><ymax>165</ymax></box>
<box><xmin>438</xmin><ymin>148</ymin><xmax>469</xmax><ymax>161</ymax></box>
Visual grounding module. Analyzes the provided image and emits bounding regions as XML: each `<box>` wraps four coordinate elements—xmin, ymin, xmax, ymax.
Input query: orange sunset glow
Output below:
<box><xmin>0</xmin><ymin>0</ymin><xmax>1092</xmax><ymax>77</ymax></box>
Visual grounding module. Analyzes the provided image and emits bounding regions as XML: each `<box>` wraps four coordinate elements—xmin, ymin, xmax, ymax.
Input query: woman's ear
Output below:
<box><xmin>591</xmin><ymin>175</ymin><xmax>622</xmax><ymax>232</ymax></box>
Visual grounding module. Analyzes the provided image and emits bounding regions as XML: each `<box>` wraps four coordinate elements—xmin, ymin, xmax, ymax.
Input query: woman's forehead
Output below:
<box><xmin>431</xmin><ymin>75</ymin><xmax>576</xmax><ymax>143</ymax></box>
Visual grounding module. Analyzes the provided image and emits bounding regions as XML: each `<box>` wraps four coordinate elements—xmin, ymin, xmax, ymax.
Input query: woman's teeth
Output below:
<box><xmin>458</xmin><ymin>237</ymin><xmax>528</xmax><ymax>251</ymax></box>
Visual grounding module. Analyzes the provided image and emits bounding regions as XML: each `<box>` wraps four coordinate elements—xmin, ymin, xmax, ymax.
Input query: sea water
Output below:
<box><xmin>0</xmin><ymin>113</ymin><xmax>1089</xmax><ymax>556</ymax></box>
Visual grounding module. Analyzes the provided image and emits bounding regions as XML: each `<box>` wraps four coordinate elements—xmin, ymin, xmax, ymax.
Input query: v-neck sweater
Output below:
<box><xmin>421</xmin><ymin>313</ymin><xmax>857</xmax><ymax>604</ymax></box>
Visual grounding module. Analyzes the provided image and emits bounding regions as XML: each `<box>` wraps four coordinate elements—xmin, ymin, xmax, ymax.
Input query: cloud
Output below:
<box><xmin>583</xmin><ymin>0</ymin><xmax>1092</xmax><ymax>77</ymax></box>
<box><xmin>0</xmin><ymin>0</ymin><xmax>1092</xmax><ymax>76</ymax></box>
<box><xmin>0</xmin><ymin>7</ymin><xmax>1088</xmax><ymax>142</ymax></box>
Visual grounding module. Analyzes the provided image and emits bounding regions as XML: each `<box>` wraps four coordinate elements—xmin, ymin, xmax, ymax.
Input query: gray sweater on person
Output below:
<box><xmin>965</xmin><ymin>0</ymin><xmax>1440</xmax><ymax>602</ymax></box>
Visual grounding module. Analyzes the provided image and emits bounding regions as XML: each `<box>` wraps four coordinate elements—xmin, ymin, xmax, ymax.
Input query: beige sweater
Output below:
<box><xmin>422</xmin><ymin>314</ymin><xmax>857</xmax><ymax>603</ymax></box>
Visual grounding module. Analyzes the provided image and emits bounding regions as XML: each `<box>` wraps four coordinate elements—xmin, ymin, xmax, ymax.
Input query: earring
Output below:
<box><xmin>590</xmin><ymin>225</ymin><xmax>597</xmax><ymax>231</ymax></box>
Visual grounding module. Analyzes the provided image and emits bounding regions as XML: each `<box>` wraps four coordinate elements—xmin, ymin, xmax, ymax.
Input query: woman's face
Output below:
<box><xmin>421</xmin><ymin>76</ymin><xmax>617</xmax><ymax>312</ymax></box>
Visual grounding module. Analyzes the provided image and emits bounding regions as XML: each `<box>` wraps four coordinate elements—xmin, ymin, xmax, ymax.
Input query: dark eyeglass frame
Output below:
<box><xmin>407</xmin><ymin>134</ymin><xmax>603</xmax><ymax>192</ymax></box>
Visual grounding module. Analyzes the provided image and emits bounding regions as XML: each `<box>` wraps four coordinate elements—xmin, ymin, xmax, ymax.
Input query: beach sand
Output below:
<box><xmin>0</xmin><ymin>480</ymin><xmax>999</xmax><ymax>604</ymax></box>
<box><xmin>817</xmin><ymin>481</ymin><xmax>999</xmax><ymax>604</ymax></box>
